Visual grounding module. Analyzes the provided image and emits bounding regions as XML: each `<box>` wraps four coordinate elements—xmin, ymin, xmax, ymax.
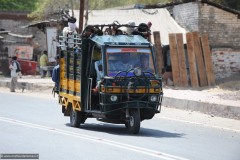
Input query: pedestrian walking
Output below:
<box><xmin>9</xmin><ymin>56</ymin><xmax>25</xmax><ymax>92</ymax></box>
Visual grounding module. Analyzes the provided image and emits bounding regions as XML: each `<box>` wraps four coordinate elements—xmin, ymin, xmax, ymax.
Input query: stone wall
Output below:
<box><xmin>171</xmin><ymin>2</ymin><xmax>199</xmax><ymax>32</ymax></box>
<box><xmin>212</xmin><ymin>48</ymin><xmax>240</xmax><ymax>80</ymax></box>
<box><xmin>171</xmin><ymin>2</ymin><xmax>240</xmax><ymax>49</ymax></box>
<box><xmin>170</xmin><ymin>2</ymin><xmax>240</xmax><ymax>80</ymax></box>
<box><xmin>199</xmin><ymin>3</ymin><xmax>240</xmax><ymax>49</ymax></box>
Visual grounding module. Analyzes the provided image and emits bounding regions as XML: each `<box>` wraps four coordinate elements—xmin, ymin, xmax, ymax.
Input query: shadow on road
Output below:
<box><xmin>65</xmin><ymin>123</ymin><xmax>185</xmax><ymax>138</ymax></box>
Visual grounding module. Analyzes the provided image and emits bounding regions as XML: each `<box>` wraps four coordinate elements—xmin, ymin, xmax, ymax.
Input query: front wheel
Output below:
<box><xmin>126</xmin><ymin>109</ymin><xmax>140</xmax><ymax>134</ymax></box>
<box><xmin>70</xmin><ymin>107</ymin><xmax>82</xmax><ymax>127</ymax></box>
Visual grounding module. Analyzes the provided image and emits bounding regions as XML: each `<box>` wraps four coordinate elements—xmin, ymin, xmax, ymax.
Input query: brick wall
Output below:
<box><xmin>171</xmin><ymin>2</ymin><xmax>199</xmax><ymax>32</ymax></box>
<box><xmin>170</xmin><ymin>2</ymin><xmax>240</xmax><ymax>80</ymax></box>
<box><xmin>199</xmin><ymin>4</ymin><xmax>240</xmax><ymax>49</ymax></box>
<box><xmin>171</xmin><ymin>2</ymin><xmax>240</xmax><ymax>49</ymax></box>
<box><xmin>212</xmin><ymin>48</ymin><xmax>240</xmax><ymax>80</ymax></box>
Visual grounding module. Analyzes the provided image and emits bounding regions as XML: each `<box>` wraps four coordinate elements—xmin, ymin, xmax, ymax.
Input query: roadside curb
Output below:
<box><xmin>0</xmin><ymin>80</ymin><xmax>239</xmax><ymax>120</ymax></box>
<box><xmin>162</xmin><ymin>97</ymin><xmax>240</xmax><ymax>120</ymax></box>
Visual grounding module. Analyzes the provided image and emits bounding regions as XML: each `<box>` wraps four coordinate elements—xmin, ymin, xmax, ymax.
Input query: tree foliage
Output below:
<box><xmin>87</xmin><ymin>0</ymin><xmax>170</xmax><ymax>9</ymax></box>
<box><xmin>0</xmin><ymin>0</ymin><xmax>39</xmax><ymax>11</ymax></box>
<box><xmin>28</xmin><ymin>0</ymin><xmax>71</xmax><ymax>20</ymax></box>
<box><xmin>0</xmin><ymin>0</ymin><xmax>239</xmax><ymax>20</ymax></box>
<box><xmin>29</xmin><ymin>0</ymin><xmax>171</xmax><ymax>20</ymax></box>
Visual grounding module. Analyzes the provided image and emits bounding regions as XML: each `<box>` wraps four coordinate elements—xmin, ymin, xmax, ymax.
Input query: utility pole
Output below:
<box><xmin>79</xmin><ymin>0</ymin><xmax>85</xmax><ymax>33</ymax></box>
<box><xmin>70</xmin><ymin>0</ymin><xmax>74</xmax><ymax>17</ymax></box>
<box><xmin>84</xmin><ymin>0</ymin><xmax>89</xmax><ymax>27</ymax></box>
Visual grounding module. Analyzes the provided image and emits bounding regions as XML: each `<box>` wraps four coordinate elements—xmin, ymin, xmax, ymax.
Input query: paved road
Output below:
<box><xmin>0</xmin><ymin>92</ymin><xmax>239</xmax><ymax>160</ymax></box>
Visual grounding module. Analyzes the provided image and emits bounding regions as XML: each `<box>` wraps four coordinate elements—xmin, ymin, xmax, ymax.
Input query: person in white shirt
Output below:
<box><xmin>95</xmin><ymin>60</ymin><xmax>103</xmax><ymax>84</ymax></box>
<box><xmin>62</xmin><ymin>17</ymin><xmax>78</xmax><ymax>50</ymax></box>
<box><xmin>9</xmin><ymin>56</ymin><xmax>24</xmax><ymax>92</ymax></box>
<box><xmin>94</xmin><ymin>50</ymin><xmax>103</xmax><ymax>91</ymax></box>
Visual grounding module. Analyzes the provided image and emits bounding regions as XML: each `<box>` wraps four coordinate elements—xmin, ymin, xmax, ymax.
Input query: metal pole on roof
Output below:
<box><xmin>70</xmin><ymin>0</ymin><xmax>74</xmax><ymax>17</ymax></box>
<box><xmin>79</xmin><ymin>0</ymin><xmax>85</xmax><ymax>33</ymax></box>
<box><xmin>84</xmin><ymin>0</ymin><xmax>89</xmax><ymax>27</ymax></box>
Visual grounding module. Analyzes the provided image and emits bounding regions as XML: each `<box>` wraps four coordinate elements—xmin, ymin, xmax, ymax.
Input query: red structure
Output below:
<box><xmin>18</xmin><ymin>59</ymin><xmax>37</xmax><ymax>75</ymax></box>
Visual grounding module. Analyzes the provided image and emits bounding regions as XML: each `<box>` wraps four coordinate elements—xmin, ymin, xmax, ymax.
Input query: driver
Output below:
<box><xmin>114</xmin><ymin>53</ymin><xmax>133</xmax><ymax>71</ymax></box>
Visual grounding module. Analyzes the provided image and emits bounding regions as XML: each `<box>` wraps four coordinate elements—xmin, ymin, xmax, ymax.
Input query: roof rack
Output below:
<box><xmin>58</xmin><ymin>21</ymin><xmax>151</xmax><ymax>48</ymax></box>
<box><xmin>81</xmin><ymin>21</ymin><xmax>151</xmax><ymax>39</ymax></box>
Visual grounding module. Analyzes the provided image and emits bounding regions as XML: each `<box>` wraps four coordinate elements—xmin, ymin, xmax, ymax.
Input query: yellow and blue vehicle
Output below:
<box><xmin>57</xmin><ymin>23</ymin><xmax>163</xmax><ymax>134</ymax></box>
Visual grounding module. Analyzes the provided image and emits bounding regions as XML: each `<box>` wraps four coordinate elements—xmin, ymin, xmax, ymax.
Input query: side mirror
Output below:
<box><xmin>98</xmin><ymin>64</ymin><xmax>103</xmax><ymax>71</ymax></box>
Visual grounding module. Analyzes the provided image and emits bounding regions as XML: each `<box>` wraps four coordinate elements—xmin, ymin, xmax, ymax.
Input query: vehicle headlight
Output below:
<box><xmin>134</xmin><ymin>68</ymin><xmax>142</xmax><ymax>76</ymax></box>
<box><xmin>150</xmin><ymin>95</ymin><xmax>158</xmax><ymax>102</ymax></box>
<box><xmin>110</xmin><ymin>95</ymin><xmax>118</xmax><ymax>102</ymax></box>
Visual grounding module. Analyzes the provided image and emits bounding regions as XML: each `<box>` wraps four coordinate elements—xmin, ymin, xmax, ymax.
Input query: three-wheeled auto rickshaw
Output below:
<box><xmin>57</xmin><ymin>23</ymin><xmax>163</xmax><ymax>134</ymax></box>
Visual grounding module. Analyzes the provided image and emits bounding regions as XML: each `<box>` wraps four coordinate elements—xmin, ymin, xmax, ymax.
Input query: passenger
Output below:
<box><xmin>115</xmin><ymin>29</ymin><xmax>123</xmax><ymax>35</ymax></box>
<box><xmin>92</xmin><ymin>47</ymin><xmax>101</xmax><ymax>62</ymax></box>
<box><xmin>82</xmin><ymin>27</ymin><xmax>94</xmax><ymax>38</ymax></box>
<box><xmin>62</xmin><ymin>17</ymin><xmax>77</xmax><ymax>49</ymax></box>
<box><xmin>94</xmin><ymin>51</ymin><xmax>103</xmax><ymax>86</ymax></box>
<box><xmin>108</xmin><ymin>54</ymin><xmax>118</xmax><ymax>72</ymax></box>
<box><xmin>91</xmin><ymin>49</ymin><xmax>102</xmax><ymax>94</ymax></box>
<box><xmin>124</xmin><ymin>20</ymin><xmax>136</xmax><ymax>35</ymax></box>
<box><xmin>52</xmin><ymin>55</ymin><xmax>60</xmax><ymax>93</ymax></box>
<box><xmin>132</xmin><ymin>23</ymin><xmax>150</xmax><ymax>39</ymax></box>
<box><xmin>104</xmin><ymin>28</ymin><xmax>111</xmax><ymax>35</ymax></box>
<box><xmin>90</xmin><ymin>47</ymin><xmax>101</xmax><ymax>89</ymax></box>
<box><xmin>139</xmin><ymin>55</ymin><xmax>153</xmax><ymax>72</ymax></box>
<box><xmin>147</xmin><ymin>21</ymin><xmax>152</xmax><ymax>41</ymax></box>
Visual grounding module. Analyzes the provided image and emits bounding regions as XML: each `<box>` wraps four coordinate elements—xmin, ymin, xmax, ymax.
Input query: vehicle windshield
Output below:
<box><xmin>106</xmin><ymin>47</ymin><xmax>155</xmax><ymax>76</ymax></box>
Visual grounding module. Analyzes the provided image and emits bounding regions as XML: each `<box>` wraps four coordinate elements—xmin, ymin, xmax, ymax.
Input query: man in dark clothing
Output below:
<box><xmin>132</xmin><ymin>23</ymin><xmax>151</xmax><ymax>40</ymax></box>
<box><xmin>52</xmin><ymin>55</ymin><xmax>60</xmax><ymax>93</ymax></box>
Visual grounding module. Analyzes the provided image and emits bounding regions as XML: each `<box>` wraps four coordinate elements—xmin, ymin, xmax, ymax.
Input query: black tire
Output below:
<box><xmin>63</xmin><ymin>105</ymin><xmax>71</xmax><ymax>116</ymax></box>
<box><xmin>124</xmin><ymin>122</ymin><xmax>129</xmax><ymax>129</ymax></box>
<box><xmin>126</xmin><ymin>109</ymin><xmax>140</xmax><ymax>134</ymax></box>
<box><xmin>70</xmin><ymin>107</ymin><xmax>81</xmax><ymax>127</ymax></box>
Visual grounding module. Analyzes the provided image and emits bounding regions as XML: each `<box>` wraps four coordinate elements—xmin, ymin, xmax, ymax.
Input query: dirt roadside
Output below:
<box><xmin>164</xmin><ymin>77</ymin><xmax>240</xmax><ymax>106</ymax></box>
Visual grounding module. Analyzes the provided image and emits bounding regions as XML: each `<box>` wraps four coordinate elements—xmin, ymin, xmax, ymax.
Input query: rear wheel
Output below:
<box><xmin>70</xmin><ymin>107</ymin><xmax>82</xmax><ymax>127</ymax></box>
<box><xmin>126</xmin><ymin>109</ymin><xmax>140</xmax><ymax>134</ymax></box>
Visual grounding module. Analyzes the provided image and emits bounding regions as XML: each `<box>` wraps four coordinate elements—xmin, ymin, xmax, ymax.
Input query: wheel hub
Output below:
<box><xmin>129</xmin><ymin>116</ymin><xmax>134</xmax><ymax>127</ymax></box>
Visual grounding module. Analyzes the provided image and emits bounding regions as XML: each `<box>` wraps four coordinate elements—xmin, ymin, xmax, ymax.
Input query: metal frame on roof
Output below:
<box><xmin>82</xmin><ymin>22</ymin><xmax>151</xmax><ymax>47</ymax></box>
<box><xmin>91</xmin><ymin>35</ymin><xmax>150</xmax><ymax>46</ymax></box>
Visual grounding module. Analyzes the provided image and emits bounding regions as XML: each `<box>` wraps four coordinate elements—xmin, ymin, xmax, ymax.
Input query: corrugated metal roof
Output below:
<box><xmin>91</xmin><ymin>35</ymin><xmax>150</xmax><ymax>46</ymax></box>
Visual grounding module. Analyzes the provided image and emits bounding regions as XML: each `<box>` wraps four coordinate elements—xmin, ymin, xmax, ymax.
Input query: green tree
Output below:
<box><xmin>221</xmin><ymin>0</ymin><xmax>240</xmax><ymax>11</ymax></box>
<box><xmin>28</xmin><ymin>0</ymin><xmax>71</xmax><ymax>20</ymax></box>
<box><xmin>0</xmin><ymin>0</ymin><xmax>39</xmax><ymax>11</ymax></box>
<box><xmin>3</xmin><ymin>0</ymin><xmax>237</xmax><ymax>20</ymax></box>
